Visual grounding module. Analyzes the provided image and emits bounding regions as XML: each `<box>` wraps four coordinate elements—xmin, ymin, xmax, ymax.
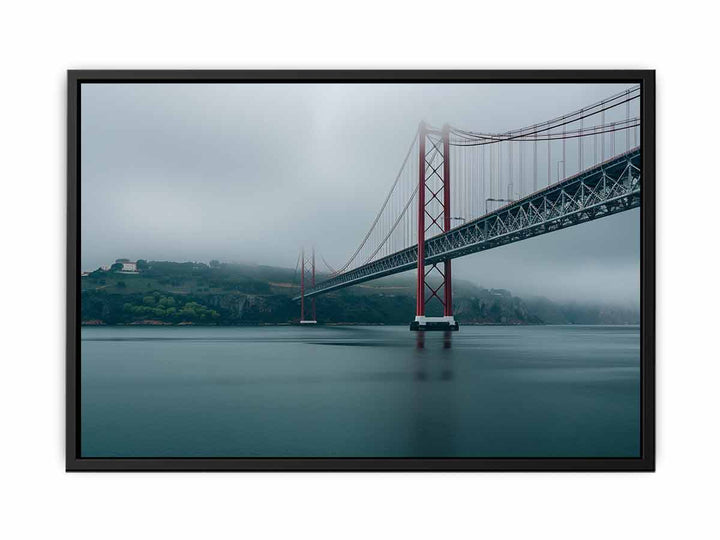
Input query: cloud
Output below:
<box><xmin>81</xmin><ymin>82</ymin><xmax>639</xmax><ymax>305</ymax></box>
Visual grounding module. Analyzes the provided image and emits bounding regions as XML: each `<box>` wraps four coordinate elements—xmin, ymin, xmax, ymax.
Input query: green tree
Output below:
<box><xmin>136</xmin><ymin>259</ymin><xmax>149</xmax><ymax>271</ymax></box>
<box><xmin>158</xmin><ymin>297</ymin><xmax>176</xmax><ymax>307</ymax></box>
<box><xmin>110</xmin><ymin>262</ymin><xmax>123</xmax><ymax>272</ymax></box>
<box><xmin>209</xmin><ymin>260</ymin><xmax>220</xmax><ymax>268</ymax></box>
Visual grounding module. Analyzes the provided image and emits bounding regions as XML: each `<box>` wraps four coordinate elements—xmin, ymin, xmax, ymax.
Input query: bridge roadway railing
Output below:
<box><xmin>295</xmin><ymin>148</ymin><xmax>641</xmax><ymax>300</ymax></box>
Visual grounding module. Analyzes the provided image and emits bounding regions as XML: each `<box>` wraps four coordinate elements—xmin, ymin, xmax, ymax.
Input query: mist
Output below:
<box><xmin>81</xmin><ymin>82</ymin><xmax>639</xmax><ymax>306</ymax></box>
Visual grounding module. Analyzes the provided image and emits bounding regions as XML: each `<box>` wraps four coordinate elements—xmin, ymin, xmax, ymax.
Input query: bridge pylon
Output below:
<box><xmin>411</xmin><ymin>122</ymin><xmax>458</xmax><ymax>331</ymax></box>
<box><xmin>299</xmin><ymin>246</ymin><xmax>317</xmax><ymax>325</ymax></box>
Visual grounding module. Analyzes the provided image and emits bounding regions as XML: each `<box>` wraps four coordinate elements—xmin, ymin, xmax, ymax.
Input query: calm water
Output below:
<box><xmin>81</xmin><ymin>325</ymin><xmax>640</xmax><ymax>458</ymax></box>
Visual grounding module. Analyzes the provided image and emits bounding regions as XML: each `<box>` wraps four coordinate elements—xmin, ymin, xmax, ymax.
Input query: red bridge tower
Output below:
<box><xmin>411</xmin><ymin>123</ymin><xmax>458</xmax><ymax>331</ymax></box>
<box><xmin>299</xmin><ymin>246</ymin><xmax>317</xmax><ymax>324</ymax></box>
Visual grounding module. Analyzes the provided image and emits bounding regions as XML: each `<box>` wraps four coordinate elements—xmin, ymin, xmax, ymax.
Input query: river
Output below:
<box><xmin>80</xmin><ymin>325</ymin><xmax>640</xmax><ymax>458</ymax></box>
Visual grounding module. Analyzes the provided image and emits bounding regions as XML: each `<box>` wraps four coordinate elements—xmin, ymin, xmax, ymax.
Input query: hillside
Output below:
<box><xmin>80</xmin><ymin>260</ymin><xmax>638</xmax><ymax>326</ymax></box>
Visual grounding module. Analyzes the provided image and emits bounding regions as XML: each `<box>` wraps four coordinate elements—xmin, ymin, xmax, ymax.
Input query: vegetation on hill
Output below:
<box><xmin>81</xmin><ymin>260</ymin><xmax>639</xmax><ymax>326</ymax></box>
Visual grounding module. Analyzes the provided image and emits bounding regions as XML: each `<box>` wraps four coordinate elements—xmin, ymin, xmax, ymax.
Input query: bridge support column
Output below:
<box><xmin>300</xmin><ymin>247</ymin><xmax>305</xmax><ymax>320</ymax></box>
<box><xmin>411</xmin><ymin>123</ymin><xmax>458</xmax><ymax>331</ymax></box>
<box><xmin>415</xmin><ymin>122</ymin><xmax>426</xmax><ymax>318</ymax></box>
<box><xmin>442</xmin><ymin>124</ymin><xmax>453</xmax><ymax>319</ymax></box>
<box><xmin>311</xmin><ymin>248</ymin><xmax>316</xmax><ymax>321</ymax></box>
<box><xmin>300</xmin><ymin>246</ymin><xmax>317</xmax><ymax>325</ymax></box>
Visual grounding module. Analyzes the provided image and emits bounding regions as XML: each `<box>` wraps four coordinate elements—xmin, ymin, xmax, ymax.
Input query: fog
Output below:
<box><xmin>81</xmin><ymin>82</ymin><xmax>639</xmax><ymax>305</ymax></box>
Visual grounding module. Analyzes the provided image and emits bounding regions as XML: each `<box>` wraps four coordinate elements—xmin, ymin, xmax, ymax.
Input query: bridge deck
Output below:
<box><xmin>295</xmin><ymin>148</ymin><xmax>641</xmax><ymax>300</ymax></box>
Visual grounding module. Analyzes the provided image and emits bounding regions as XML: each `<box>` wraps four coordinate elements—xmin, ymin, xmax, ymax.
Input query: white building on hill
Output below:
<box><xmin>115</xmin><ymin>259</ymin><xmax>139</xmax><ymax>273</ymax></box>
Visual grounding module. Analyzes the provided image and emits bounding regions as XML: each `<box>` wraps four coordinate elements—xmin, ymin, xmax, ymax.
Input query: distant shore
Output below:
<box><xmin>80</xmin><ymin>260</ymin><xmax>640</xmax><ymax>326</ymax></box>
<box><xmin>80</xmin><ymin>319</ymin><xmax>637</xmax><ymax>328</ymax></box>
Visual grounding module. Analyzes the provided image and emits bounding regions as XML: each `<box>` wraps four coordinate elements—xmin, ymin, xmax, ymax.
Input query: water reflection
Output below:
<box><xmin>414</xmin><ymin>332</ymin><xmax>426</xmax><ymax>380</ymax></box>
<box><xmin>443</xmin><ymin>329</ymin><xmax>452</xmax><ymax>349</ymax></box>
<box><xmin>81</xmin><ymin>325</ymin><xmax>641</xmax><ymax>458</ymax></box>
<box><xmin>413</xmin><ymin>330</ymin><xmax>454</xmax><ymax>382</ymax></box>
<box><xmin>412</xmin><ymin>330</ymin><xmax>457</xmax><ymax>454</ymax></box>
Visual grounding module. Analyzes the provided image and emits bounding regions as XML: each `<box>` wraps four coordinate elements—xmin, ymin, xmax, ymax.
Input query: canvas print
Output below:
<box><xmin>78</xmin><ymin>80</ymin><xmax>642</xmax><ymax>460</ymax></box>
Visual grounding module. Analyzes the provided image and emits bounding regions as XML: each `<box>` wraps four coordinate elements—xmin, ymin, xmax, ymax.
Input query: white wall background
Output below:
<box><xmin>1</xmin><ymin>1</ymin><xmax>717</xmax><ymax>538</ymax></box>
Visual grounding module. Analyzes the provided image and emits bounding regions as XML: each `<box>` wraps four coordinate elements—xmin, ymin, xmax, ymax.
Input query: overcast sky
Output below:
<box><xmin>81</xmin><ymin>82</ymin><xmax>639</xmax><ymax>305</ymax></box>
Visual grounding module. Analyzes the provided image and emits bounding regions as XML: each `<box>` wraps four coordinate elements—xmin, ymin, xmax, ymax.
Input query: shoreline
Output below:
<box><xmin>81</xmin><ymin>321</ymin><xmax>639</xmax><ymax>328</ymax></box>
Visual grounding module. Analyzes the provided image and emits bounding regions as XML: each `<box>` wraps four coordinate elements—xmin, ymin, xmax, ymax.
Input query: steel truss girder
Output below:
<box><xmin>294</xmin><ymin>148</ymin><xmax>641</xmax><ymax>301</ymax></box>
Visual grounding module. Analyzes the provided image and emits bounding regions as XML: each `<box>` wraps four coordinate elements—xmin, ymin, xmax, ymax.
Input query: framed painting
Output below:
<box><xmin>67</xmin><ymin>70</ymin><xmax>655</xmax><ymax>471</ymax></box>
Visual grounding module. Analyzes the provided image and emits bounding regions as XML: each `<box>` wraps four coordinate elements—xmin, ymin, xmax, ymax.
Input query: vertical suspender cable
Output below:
<box><xmin>626</xmin><ymin>90</ymin><xmax>630</xmax><ymax>151</ymax></box>
<box><xmin>579</xmin><ymin>114</ymin><xmax>583</xmax><ymax>172</ymax></box>
<box><xmin>562</xmin><ymin>123</ymin><xmax>566</xmax><ymax>180</ymax></box>
<box><xmin>601</xmin><ymin>109</ymin><xmax>606</xmax><ymax>160</ymax></box>
<box><xmin>547</xmin><ymin>130</ymin><xmax>551</xmax><ymax>186</ymax></box>
<box><xmin>533</xmin><ymin>131</ymin><xmax>538</xmax><ymax>191</ymax></box>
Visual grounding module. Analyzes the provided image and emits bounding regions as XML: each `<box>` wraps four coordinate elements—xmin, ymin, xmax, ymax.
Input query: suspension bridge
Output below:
<box><xmin>293</xmin><ymin>86</ymin><xmax>642</xmax><ymax>330</ymax></box>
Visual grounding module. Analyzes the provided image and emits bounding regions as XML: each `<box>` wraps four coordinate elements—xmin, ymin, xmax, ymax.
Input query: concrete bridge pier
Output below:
<box><xmin>410</xmin><ymin>316</ymin><xmax>459</xmax><ymax>332</ymax></box>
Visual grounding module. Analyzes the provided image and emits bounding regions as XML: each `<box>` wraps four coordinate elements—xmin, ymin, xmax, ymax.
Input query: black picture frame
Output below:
<box><xmin>67</xmin><ymin>69</ymin><xmax>655</xmax><ymax>472</ymax></box>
